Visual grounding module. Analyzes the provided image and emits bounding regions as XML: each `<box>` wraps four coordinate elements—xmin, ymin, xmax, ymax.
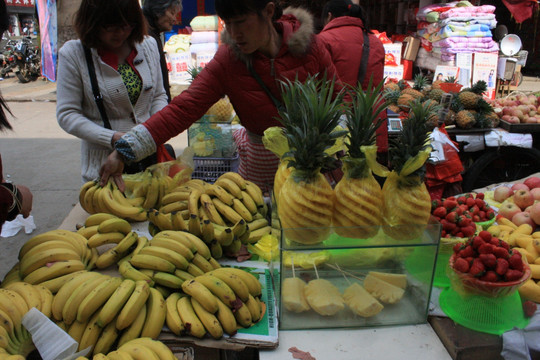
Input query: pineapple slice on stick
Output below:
<box><xmin>276</xmin><ymin>75</ymin><xmax>347</xmax><ymax>245</ymax></box>
<box><xmin>304</xmin><ymin>264</ymin><xmax>344</xmax><ymax>316</ymax></box>
<box><xmin>282</xmin><ymin>258</ymin><xmax>311</xmax><ymax>313</ymax></box>
<box><xmin>382</xmin><ymin>100</ymin><xmax>433</xmax><ymax>241</ymax></box>
<box><xmin>333</xmin><ymin>78</ymin><xmax>389</xmax><ymax>239</ymax></box>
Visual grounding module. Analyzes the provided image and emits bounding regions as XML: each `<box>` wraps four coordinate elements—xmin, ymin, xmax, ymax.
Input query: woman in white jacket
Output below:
<box><xmin>56</xmin><ymin>0</ymin><xmax>168</xmax><ymax>183</ymax></box>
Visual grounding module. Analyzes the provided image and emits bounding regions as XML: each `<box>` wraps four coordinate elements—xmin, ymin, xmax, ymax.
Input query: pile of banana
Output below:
<box><xmin>1</xmin><ymin>230</ymin><xmax>94</xmax><ymax>290</ymax></box>
<box><xmin>148</xmin><ymin>173</ymin><xmax>273</xmax><ymax>258</ymax></box>
<box><xmin>165</xmin><ymin>266</ymin><xmax>264</xmax><ymax>339</ymax></box>
<box><xmin>76</xmin><ymin>337</ymin><xmax>177</xmax><ymax>360</ymax></box>
<box><xmin>0</xmin><ymin>281</ymin><xmax>54</xmax><ymax>357</ymax></box>
<box><xmin>79</xmin><ymin>167</ymin><xmax>192</xmax><ymax>222</ymax></box>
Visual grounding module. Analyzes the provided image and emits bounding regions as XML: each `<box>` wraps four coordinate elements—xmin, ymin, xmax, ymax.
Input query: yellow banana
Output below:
<box><xmin>174</xmin><ymin>269</ymin><xmax>195</xmax><ymax>282</ymax></box>
<box><xmin>130</xmin><ymin>254</ymin><xmax>175</xmax><ymax>273</ymax></box>
<box><xmin>161</xmin><ymin>191</ymin><xmax>190</xmax><ymax>205</ymax></box>
<box><xmin>92</xmin><ymin>185</ymin><xmax>105</xmax><ymax>213</ymax></box>
<box><xmin>188</xmin><ymin>213</ymin><xmax>202</xmax><ymax>237</ymax></box>
<box><xmin>18</xmin><ymin>229</ymin><xmax>84</xmax><ymax>259</ymax></box>
<box><xmin>97</xmin><ymin>279</ymin><xmax>136</xmax><ymax>328</ymax></box>
<box><xmin>0</xmin><ymin>291</ymin><xmax>25</xmax><ymax>341</ymax></box>
<box><xmin>215</xmin><ymin>178</ymin><xmax>243</xmax><ymax>199</ymax></box>
<box><xmin>240</xmin><ymin>190</ymin><xmax>258</xmax><ymax>215</ymax></box>
<box><xmin>149</xmin><ymin>237</ymin><xmax>194</xmax><ymax>261</ymax></box>
<box><xmin>98</xmin><ymin>217</ymin><xmax>132</xmax><ymax>235</ymax></box>
<box><xmin>195</xmin><ymin>274</ymin><xmax>237</xmax><ymax>307</ymax></box>
<box><xmin>217</xmin><ymin>172</ymin><xmax>247</xmax><ymax>190</ymax></box>
<box><xmin>118</xmin><ymin>261</ymin><xmax>154</xmax><ymax>286</ymax></box>
<box><xmin>164</xmin><ymin>293</ymin><xmax>184</xmax><ymax>335</ymax></box>
<box><xmin>201</xmin><ymin>219</ymin><xmax>215</xmax><ymax>243</ymax></box>
<box><xmin>78</xmin><ymin>309</ymin><xmax>103</xmax><ymax>353</ymax></box>
<box><xmin>87</xmin><ymin>231</ymin><xmax>126</xmax><ymax>248</ymax></box>
<box><xmin>170</xmin><ymin>210</ymin><xmax>188</xmax><ymax>231</ymax></box>
<box><xmin>113</xmin><ymin>232</ymin><xmax>139</xmax><ymax>254</ymax></box>
<box><xmin>101</xmin><ymin>185</ymin><xmax>147</xmax><ymax>222</ymax></box>
<box><xmin>247</xmin><ymin>226</ymin><xmax>272</xmax><ymax>244</ymax></box>
<box><xmin>117</xmin><ymin>305</ymin><xmax>146</xmax><ymax>347</ymax></box>
<box><xmin>118</xmin><ymin>341</ymin><xmax>160</xmax><ymax>360</ymax></box>
<box><xmin>23</xmin><ymin>259</ymin><xmax>85</xmax><ymax>285</ymax></box>
<box><xmin>39</xmin><ymin>270</ymin><xmax>87</xmax><ymax>294</ymax></box>
<box><xmin>92</xmin><ymin>319</ymin><xmax>118</xmax><ymax>355</ymax></box>
<box><xmin>82</xmin><ymin>183</ymin><xmax>99</xmax><ymax>214</ymax></box>
<box><xmin>4</xmin><ymin>282</ymin><xmax>42</xmax><ymax>312</ymax></box>
<box><xmin>206</xmin><ymin>184</ymin><xmax>235</xmax><ymax>206</ymax></box>
<box><xmin>139</xmin><ymin>246</ymin><xmax>189</xmax><ymax>270</ymax></box>
<box><xmin>152</xmin><ymin>272</ymin><xmax>184</xmax><ymax>289</ymax></box>
<box><xmin>208</xmin><ymin>257</ymin><xmax>221</xmax><ymax>270</ymax></box>
<box><xmin>191</xmin><ymin>253</ymin><xmax>214</xmax><ymax>273</ymax></box>
<box><xmin>79</xmin><ymin>181</ymin><xmax>97</xmax><ymax>213</ymax></box>
<box><xmin>210</xmin><ymin>241</ymin><xmax>223</xmax><ymax>259</ymax></box>
<box><xmin>140</xmin><ymin>288</ymin><xmax>166</xmax><ymax>339</ymax></box>
<box><xmin>187</xmin><ymin>263</ymin><xmax>205</xmax><ymax>277</ymax></box>
<box><xmin>212</xmin><ymin>198</ymin><xmax>243</xmax><ymax>224</ymax></box>
<box><xmin>246</xmin><ymin>218</ymin><xmax>269</xmax><ymax>231</ymax></box>
<box><xmin>232</xmin><ymin>198</ymin><xmax>253</xmax><ymax>222</ymax></box>
<box><xmin>187</xmin><ymin>188</ymin><xmax>202</xmax><ymax>217</ymax></box>
<box><xmin>173</xmin><ymin>231</ymin><xmax>212</xmax><ymax>260</ymax></box>
<box><xmin>141</xmin><ymin>176</ymin><xmax>159</xmax><ymax>210</ymax></box>
<box><xmin>159</xmin><ymin>201</ymin><xmax>188</xmax><ymax>214</ymax></box>
<box><xmin>214</xmin><ymin>227</ymin><xmax>234</xmax><ymax>246</ymax></box>
<box><xmin>67</xmin><ymin>319</ymin><xmax>89</xmax><ymax>345</ymax></box>
<box><xmin>208</xmin><ymin>270</ymin><xmax>250</xmax><ymax>302</ymax></box>
<box><xmin>200</xmin><ymin>193</ymin><xmax>226</xmax><ymax>226</ymax></box>
<box><xmin>212</xmin><ymin>267</ymin><xmax>262</xmax><ymax>297</ymax></box>
<box><xmin>84</xmin><ymin>213</ymin><xmax>119</xmax><ymax>227</ymax></box>
<box><xmin>152</xmin><ymin>231</ymin><xmax>197</xmax><ymax>253</ymax></box>
<box><xmin>116</xmin><ymin>280</ymin><xmax>150</xmax><ymax>330</ymax></box>
<box><xmin>77</xmin><ymin>225</ymin><xmax>100</xmax><ymax>239</ymax></box>
<box><xmin>176</xmin><ymin>296</ymin><xmax>206</xmax><ymax>338</ymax></box>
<box><xmin>77</xmin><ymin>276</ymin><xmax>123</xmax><ymax>323</ymax></box>
<box><xmin>107</xmin><ymin>350</ymin><xmax>136</xmax><ymax>360</ymax></box>
<box><xmin>21</xmin><ymin>240</ymin><xmax>79</xmax><ymax>263</ymax></box>
<box><xmin>132</xmin><ymin>235</ymin><xmax>149</xmax><ymax>256</ymax></box>
<box><xmin>224</xmin><ymin>238</ymin><xmax>242</xmax><ymax>254</ymax></box>
<box><xmin>95</xmin><ymin>248</ymin><xmax>122</xmax><ymax>270</ymax></box>
<box><xmin>62</xmin><ymin>275</ymin><xmax>108</xmax><ymax>325</ymax></box>
<box><xmin>234</xmin><ymin>300</ymin><xmax>253</xmax><ymax>328</ymax></box>
<box><xmin>190</xmin><ymin>297</ymin><xmax>223</xmax><ymax>339</ymax></box>
<box><xmin>181</xmin><ymin>279</ymin><xmax>218</xmax><ymax>313</ymax></box>
<box><xmin>245</xmin><ymin>180</ymin><xmax>265</xmax><ymax>207</ymax></box>
<box><xmin>245</xmin><ymin>294</ymin><xmax>262</xmax><ymax>322</ymax></box>
<box><xmin>52</xmin><ymin>271</ymin><xmax>100</xmax><ymax>321</ymax></box>
<box><xmin>126</xmin><ymin>338</ymin><xmax>176</xmax><ymax>360</ymax></box>
<box><xmin>215</xmin><ymin>298</ymin><xmax>238</xmax><ymax>335</ymax></box>
<box><xmin>148</xmin><ymin>210</ymin><xmax>173</xmax><ymax>231</ymax></box>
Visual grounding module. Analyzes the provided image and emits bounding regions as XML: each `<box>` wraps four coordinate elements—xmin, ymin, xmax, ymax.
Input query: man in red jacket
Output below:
<box><xmin>100</xmin><ymin>0</ymin><xmax>344</xmax><ymax>191</ymax></box>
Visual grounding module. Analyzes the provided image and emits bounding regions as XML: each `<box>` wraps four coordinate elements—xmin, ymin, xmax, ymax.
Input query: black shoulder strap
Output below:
<box><xmin>247</xmin><ymin>62</ymin><xmax>283</xmax><ymax>111</ymax></box>
<box><xmin>83</xmin><ymin>44</ymin><xmax>111</xmax><ymax>129</ymax></box>
<box><xmin>358</xmin><ymin>30</ymin><xmax>370</xmax><ymax>85</ymax></box>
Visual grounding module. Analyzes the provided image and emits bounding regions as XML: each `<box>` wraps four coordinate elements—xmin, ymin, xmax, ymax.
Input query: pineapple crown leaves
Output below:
<box><xmin>344</xmin><ymin>77</ymin><xmax>387</xmax><ymax>159</ymax></box>
<box><xmin>470</xmin><ymin>80</ymin><xmax>488</xmax><ymax>95</ymax></box>
<box><xmin>412</xmin><ymin>74</ymin><xmax>428</xmax><ymax>91</ymax></box>
<box><xmin>444</xmin><ymin>76</ymin><xmax>457</xmax><ymax>83</ymax></box>
<box><xmin>476</xmin><ymin>97</ymin><xmax>493</xmax><ymax>115</ymax></box>
<box><xmin>277</xmin><ymin>74</ymin><xmax>348</xmax><ymax>176</ymax></box>
<box><xmin>389</xmin><ymin>99</ymin><xmax>433</xmax><ymax>179</ymax></box>
<box><xmin>187</xmin><ymin>66</ymin><xmax>203</xmax><ymax>83</ymax></box>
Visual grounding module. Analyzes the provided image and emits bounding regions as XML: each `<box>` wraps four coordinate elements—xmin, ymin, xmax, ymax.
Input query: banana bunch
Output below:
<box><xmin>121</xmin><ymin>230</ymin><xmax>224</xmax><ymax>294</ymax></box>
<box><xmin>150</xmin><ymin>173</ymin><xmax>272</xmax><ymax>258</ymax></box>
<box><xmin>0</xmin><ymin>281</ymin><xmax>55</xmax><ymax>357</ymax></box>
<box><xmin>75</xmin><ymin>337</ymin><xmax>177</xmax><ymax>360</ymax></box>
<box><xmin>76</xmin><ymin>213</ymin><xmax>141</xmax><ymax>270</ymax></box>
<box><xmin>10</xmin><ymin>229</ymin><xmax>92</xmax><ymax>289</ymax></box>
<box><xmin>165</xmin><ymin>266</ymin><xmax>264</xmax><ymax>339</ymax></box>
<box><xmin>79</xmin><ymin>180</ymin><xmax>147</xmax><ymax>222</ymax></box>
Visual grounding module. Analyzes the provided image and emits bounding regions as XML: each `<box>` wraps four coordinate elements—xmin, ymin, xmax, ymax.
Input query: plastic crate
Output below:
<box><xmin>191</xmin><ymin>153</ymin><xmax>240</xmax><ymax>183</ymax></box>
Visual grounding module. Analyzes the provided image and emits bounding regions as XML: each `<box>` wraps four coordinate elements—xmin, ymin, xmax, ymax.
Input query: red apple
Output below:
<box><xmin>529</xmin><ymin>202</ymin><xmax>540</xmax><ymax>225</ymax></box>
<box><xmin>511</xmin><ymin>183</ymin><xmax>530</xmax><ymax>192</ymax></box>
<box><xmin>514</xmin><ymin>189</ymin><xmax>535</xmax><ymax>210</ymax></box>
<box><xmin>531</xmin><ymin>188</ymin><xmax>540</xmax><ymax>201</ymax></box>
<box><xmin>512</xmin><ymin>211</ymin><xmax>536</xmax><ymax>228</ymax></box>
<box><xmin>499</xmin><ymin>201</ymin><xmax>522</xmax><ymax>220</ymax></box>
<box><xmin>524</xmin><ymin>176</ymin><xmax>540</xmax><ymax>190</ymax></box>
<box><xmin>493</xmin><ymin>186</ymin><xmax>513</xmax><ymax>203</ymax></box>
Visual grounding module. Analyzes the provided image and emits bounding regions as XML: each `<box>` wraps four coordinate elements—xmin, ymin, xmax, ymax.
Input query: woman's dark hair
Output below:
<box><xmin>215</xmin><ymin>0</ymin><xmax>283</xmax><ymax>21</ymax></box>
<box><xmin>142</xmin><ymin>0</ymin><xmax>181</xmax><ymax>23</ymax></box>
<box><xmin>74</xmin><ymin>0</ymin><xmax>147</xmax><ymax>48</ymax></box>
<box><xmin>321</xmin><ymin>0</ymin><xmax>369</xmax><ymax>29</ymax></box>
<box><xmin>0</xmin><ymin>0</ymin><xmax>12</xmax><ymax>131</ymax></box>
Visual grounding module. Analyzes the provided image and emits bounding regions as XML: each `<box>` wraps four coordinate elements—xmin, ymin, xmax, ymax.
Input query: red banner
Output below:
<box><xmin>6</xmin><ymin>0</ymin><xmax>35</xmax><ymax>8</ymax></box>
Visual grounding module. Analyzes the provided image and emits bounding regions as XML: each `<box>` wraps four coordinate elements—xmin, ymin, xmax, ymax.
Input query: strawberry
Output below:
<box><xmin>441</xmin><ymin>230</ymin><xmax>447</xmax><ymax>237</ymax></box>
<box><xmin>457</xmin><ymin>196</ymin><xmax>467</xmax><ymax>204</ymax></box>
<box><xmin>493</xmin><ymin>247</ymin><xmax>510</xmax><ymax>259</ymax></box>
<box><xmin>475</xmin><ymin>198</ymin><xmax>485</xmax><ymax>209</ymax></box>
<box><xmin>478</xmin><ymin>211</ymin><xmax>486</xmax><ymax>220</ymax></box>
<box><xmin>445</xmin><ymin>212</ymin><xmax>459</xmax><ymax>223</ymax></box>
<box><xmin>486</xmin><ymin>209</ymin><xmax>495</xmax><ymax>219</ymax></box>
<box><xmin>470</xmin><ymin>258</ymin><xmax>485</xmax><ymax>277</ymax></box>
<box><xmin>453</xmin><ymin>242</ymin><xmax>465</xmax><ymax>254</ymax></box>
<box><xmin>505</xmin><ymin>269</ymin><xmax>523</xmax><ymax>281</ymax></box>
<box><xmin>432</xmin><ymin>199</ymin><xmax>442</xmax><ymax>210</ymax></box>
<box><xmin>459</xmin><ymin>245</ymin><xmax>475</xmax><ymax>258</ymax></box>
<box><xmin>479</xmin><ymin>270</ymin><xmax>499</xmax><ymax>282</ymax></box>
<box><xmin>476</xmin><ymin>193</ymin><xmax>485</xmax><ymax>200</ymax></box>
<box><xmin>454</xmin><ymin>257</ymin><xmax>470</xmax><ymax>273</ymax></box>
<box><xmin>472</xmin><ymin>215</ymin><xmax>480</xmax><ymax>222</ymax></box>
<box><xmin>442</xmin><ymin>220</ymin><xmax>457</xmax><ymax>232</ymax></box>
<box><xmin>479</xmin><ymin>253</ymin><xmax>497</xmax><ymax>268</ymax></box>
<box><xmin>433</xmin><ymin>207</ymin><xmax>447</xmax><ymax>218</ymax></box>
<box><xmin>456</xmin><ymin>232</ymin><xmax>464</xmax><ymax>238</ymax></box>
<box><xmin>472</xmin><ymin>236</ymin><xmax>485</xmax><ymax>249</ymax></box>
<box><xmin>470</xmin><ymin>205</ymin><xmax>480</xmax><ymax>215</ymax></box>
<box><xmin>478</xmin><ymin>231</ymin><xmax>492</xmax><ymax>242</ymax></box>
<box><xmin>478</xmin><ymin>243</ymin><xmax>494</xmax><ymax>254</ymax></box>
<box><xmin>495</xmin><ymin>258</ymin><xmax>509</xmax><ymax>276</ymax></box>
<box><xmin>466</xmin><ymin>197</ymin><xmax>476</xmax><ymax>208</ymax></box>
<box><xmin>499</xmin><ymin>240</ymin><xmax>510</xmax><ymax>251</ymax></box>
<box><xmin>523</xmin><ymin>301</ymin><xmax>537</xmax><ymax>318</ymax></box>
<box><xmin>508</xmin><ymin>253</ymin><xmax>524</xmax><ymax>271</ymax></box>
<box><xmin>458</xmin><ymin>217</ymin><xmax>472</xmax><ymax>227</ymax></box>
<box><xmin>461</xmin><ymin>226</ymin><xmax>476</xmax><ymax>238</ymax></box>
<box><xmin>443</xmin><ymin>199</ymin><xmax>458</xmax><ymax>211</ymax></box>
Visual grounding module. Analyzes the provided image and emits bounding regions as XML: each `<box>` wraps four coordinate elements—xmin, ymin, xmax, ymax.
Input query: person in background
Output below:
<box><xmin>318</xmin><ymin>0</ymin><xmax>388</xmax><ymax>158</ymax></box>
<box><xmin>99</xmin><ymin>0</ymin><xmax>344</xmax><ymax>191</ymax></box>
<box><xmin>142</xmin><ymin>0</ymin><xmax>182</xmax><ymax>102</ymax></box>
<box><xmin>56</xmin><ymin>0</ymin><xmax>168</xmax><ymax>183</ymax></box>
<box><xmin>0</xmin><ymin>0</ymin><xmax>32</xmax><ymax>231</ymax></box>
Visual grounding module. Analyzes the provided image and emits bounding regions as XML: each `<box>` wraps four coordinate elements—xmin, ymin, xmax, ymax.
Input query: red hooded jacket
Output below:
<box><xmin>143</xmin><ymin>8</ymin><xmax>344</xmax><ymax>144</ymax></box>
<box><xmin>318</xmin><ymin>16</ymin><xmax>388</xmax><ymax>152</ymax></box>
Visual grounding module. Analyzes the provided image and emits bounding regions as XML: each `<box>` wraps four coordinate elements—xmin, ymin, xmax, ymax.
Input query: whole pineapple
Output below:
<box><xmin>383</xmin><ymin>88</ymin><xmax>401</xmax><ymax>113</ymax></box>
<box><xmin>333</xmin><ymin>79</ymin><xmax>389</xmax><ymax>239</ymax></box>
<box><xmin>401</xmin><ymin>74</ymin><xmax>427</xmax><ymax>99</ymax></box>
<box><xmin>188</xmin><ymin>66</ymin><xmax>234</xmax><ymax>122</ymax></box>
<box><xmin>458</xmin><ymin>80</ymin><xmax>488</xmax><ymax>110</ymax></box>
<box><xmin>382</xmin><ymin>100</ymin><xmax>433</xmax><ymax>241</ymax></box>
<box><xmin>276</xmin><ymin>75</ymin><xmax>347</xmax><ymax>245</ymax></box>
<box><xmin>455</xmin><ymin>110</ymin><xmax>476</xmax><ymax>129</ymax></box>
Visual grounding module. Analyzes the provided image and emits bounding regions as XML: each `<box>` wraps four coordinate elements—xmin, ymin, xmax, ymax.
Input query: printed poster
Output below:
<box><xmin>35</xmin><ymin>0</ymin><xmax>57</xmax><ymax>82</ymax></box>
<box><xmin>472</xmin><ymin>52</ymin><xmax>498</xmax><ymax>100</ymax></box>
<box><xmin>456</xmin><ymin>53</ymin><xmax>473</xmax><ymax>88</ymax></box>
<box><xmin>433</xmin><ymin>65</ymin><xmax>459</xmax><ymax>82</ymax></box>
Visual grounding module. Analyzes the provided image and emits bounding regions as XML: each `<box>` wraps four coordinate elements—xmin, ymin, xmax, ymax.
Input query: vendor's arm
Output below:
<box><xmin>56</xmin><ymin>41</ymin><xmax>117</xmax><ymax>149</ymax></box>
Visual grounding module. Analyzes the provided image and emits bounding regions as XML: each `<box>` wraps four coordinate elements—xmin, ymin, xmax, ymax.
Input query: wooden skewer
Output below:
<box><xmin>335</xmin><ymin>263</ymin><xmax>351</xmax><ymax>285</ymax></box>
<box><xmin>326</xmin><ymin>263</ymin><xmax>365</xmax><ymax>282</ymax></box>
<box><xmin>313</xmin><ymin>262</ymin><xmax>319</xmax><ymax>279</ymax></box>
<box><xmin>291</xmin><ymin>257</ymin><xmax>296</xmax><ymax>278</ymax></box>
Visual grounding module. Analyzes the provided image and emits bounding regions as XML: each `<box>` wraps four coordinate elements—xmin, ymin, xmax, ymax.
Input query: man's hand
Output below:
<box><xmin>17</xmin><ymin>185</ymin><xmax>32</xmax><ymax>217</ymax></box>
<box><xmin>99</xmin><ymin>150</ymin><xmax>126</xmax><ymax>192</ymax></box>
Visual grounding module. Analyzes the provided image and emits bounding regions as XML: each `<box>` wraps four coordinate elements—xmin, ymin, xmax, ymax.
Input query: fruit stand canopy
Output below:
<box><xmin>501</xmin><ymin>0</ymin><xmax>539</xmax><ymax>23</ymax></box>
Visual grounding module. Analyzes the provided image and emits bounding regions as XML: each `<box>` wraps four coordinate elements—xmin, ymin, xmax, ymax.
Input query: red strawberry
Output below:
<box><xmin>470</xmin><ymin>205</ymin><xmax>480</xmax><ymax>215</ymax></box>
<box><xmin>473</xmin><ymin>215</ymin><xmax>480</xmax><ymax>222</ymax></box>
<box><xmin>443</xmin><ymin>199</ymin><xmax>458</xmax><ymax>210</ymax></box>
<box><xmin>523</xmin><ymin>301</ymin><xmax>537</xmax><ymax>318</ymax></box>
<box><xmin>479</xmin><ymin>253</ymin><xmax>497</xmax><ymax>268</ymax></box>
<box><xmin>508</xmin><ymin>253</ymin><xmax>524</xmax><ymax>271</ymax></box>
<box><xmin>432</xmin><ymin>199</ymin><xmax>442</xmax><ymax>210</ymax></box>
<box><xmin>476</xmin><ymin>193</ymin><xmax>485</xmax><ymax>200</ymax></box>
<box><xmin>441</xmin><ymin>230</ymin><xmax>447</xmax><ymax>237</ymax></box>
<box><xmin>472</xmin><ymin>236</ymin><xmax>485</xmax><ymax>249</ymax></box>
<box><xmin>433</xmin><ymin>207</ymin><xmax>447</xmax><ymax>218</ymax></box>
<box><xmin>461</xmin><ymin>226</ymin><xmax>476</xmax><ymax>238</ymax></box>
<box><xmin>478</xmin><ymin>211</ymin><xmax>486</xmax><ymax>220</ymax></box>
<box><xmin>445</xmin><ymin>212</ymin><xmax>459</xmax><ymax>223</ymax></box>
<box><xmin>478</xmin><ymin>231</ymin><xmax>492</xmax><ymax>242</ymax></box>
<box><xmin>486</xmin><ymin>209</ymin><xmax>495</xmax><ymax>219</ymax></box>
<box><xmin>457</xmin><ymin>196</ymin><xmax>467</xmax><ymax>204</ymax></box>
<box><xmin>495</xmin><ymin>258</ymin><xmax>509</xmax><ymax>276</ymax></box>
<box><xmin>456</xmin><ymin>232</ymin><xmax>464</xmax><ymax>238</ymax></box>
<box><xmin>479</xmin><ymin>270</ymin><xmax>499</xmax><ymax>282</ymax></box>
<box><xmin>505</xmin><ymin>269</ymin><xmax>523</xmax><ymax>281</ymax></box>
<box><xmin>475</xmin><ymin>198</ymin><xmax>485</xmax><ymax>208</ymax></box>
<box><xmin>493</xmin><ymin>247</ymin><xmax>510</xmax><ymax>259</ymax></box>
<box><xmin>470</xmin><ymin>258</ymin><xmax>485</xmax><ymax>277</ymax></box>
<box><xmin>453</xmin><ymin>242</ymin><xmax>465</xmax><ymax>254</ymax></box>
<box><xmin>454</xmin><ymin>257</ymin><xmax>470</xmax><ymax>273</ymax></box>
<box><xmin>459</xmin><ymin>245</ymin><xmax>475</xmax><ymax>258</ymax></box>
<box><xmin>478</xmin><ymin>243</ymin><xmax>494</xmax><ymax>254</ymax></box>
<box><xmin>458</xmin><ymin>217</ymin><xmax>472</xmax><ymax>227</ymax></box>
<box><xmin>499</xmin><ymin>240</ymin><xmax>510</xmax><ymax>251</ymax></box>
<box><xmin>466</xmin><ymin>197</ymin><xmax>476</xmax><ymax>207</ymax></box>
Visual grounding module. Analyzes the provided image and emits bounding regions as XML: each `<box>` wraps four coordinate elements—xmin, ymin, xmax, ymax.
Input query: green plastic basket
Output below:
<box><xmin>439</xmin><ymin>288</ymin><xmax>529</xmax><ymax>335</ymax></box>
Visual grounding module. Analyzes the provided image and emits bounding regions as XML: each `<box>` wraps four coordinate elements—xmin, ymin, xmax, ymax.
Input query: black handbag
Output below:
<box><xmin>83</xmin><ymin>44</ymin><xmax>175</xmax><ymax>174</ymax></box>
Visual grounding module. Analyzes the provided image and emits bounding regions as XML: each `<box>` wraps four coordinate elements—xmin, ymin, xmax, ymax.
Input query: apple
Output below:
<box><xmin>511</xmin><ymin>183</ymin><xmax>530</xmax><ymax>192</ymax></box>
<box><xmin>529</xmin><ymin>203</ymin><xmax>540</xmax><ymax>225</ymax></box>
<box><xmin>524</xmin><ymin>176</ymin><xmax>540</xmax><ymax>189</ymax></box>
<box><xmin>514</xmin><ymin>189</ymin><xmax>535</xmax><ymax>210</ymax></box>
<box><xmin>508</xmin><ymin>116</ymin><xmax>520</xmax><ymax>124</ymax></box>
<box><xmin>499</xmin><ymin>201</ymin><xmax>522</xmax><ymax>220</ymax></box>
<box><xmin>493</xmin><ymin>186</ymin><xmax>513</xmax><ymax>202</ymax></box>
<box><xmin>512</xmin><ymin>211</ymin><xmax>536</xmax><ymax>228</ymax></box>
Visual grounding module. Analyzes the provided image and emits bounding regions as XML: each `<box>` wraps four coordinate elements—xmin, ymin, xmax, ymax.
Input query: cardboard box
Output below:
<box><xmin>383</xmin><ymin>43</ymin><xmax>403</xmax><ymax>66</ymax></box>
<box><xmin>402</xmin><ymin>36</ymin><xmax>420</xmax><ymax>61</ymax></box>
<box><xmin>166</xmin><ymin>51</ymin><xmax>192</xmax><ymax>85</ymax></box>
<box><xmin>472</xmin><ymin>52</ymin><xmax>498</xmax><ymax>100</ymax></box>
<box><xmin>384</xmin><ymin>65</ymin><xmax>404</xmax><ymax>80</ymax></box>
